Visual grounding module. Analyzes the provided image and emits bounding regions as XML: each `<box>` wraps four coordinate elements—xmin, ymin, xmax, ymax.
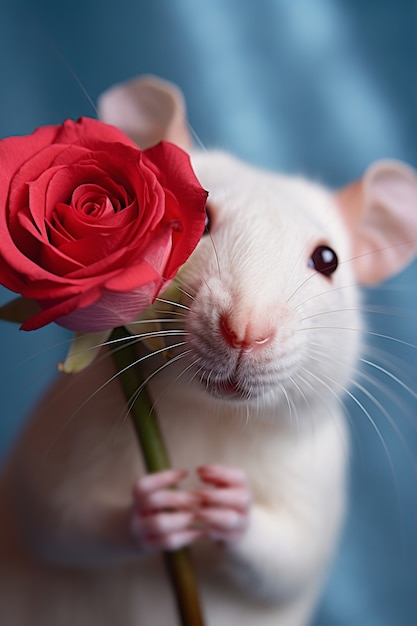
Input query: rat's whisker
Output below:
<box><xmin>361</xmin><ymin>344</ymin><xmax>417</xmax><ymax>395</ymax></box>
<box><xmin>11</xmin><ymin>333</ymin><xmax>76</xmax><ymax>370</ymax></box>
<box><xmin>111</xmin><ymin>349</ymin><xmax>194</xmax><ymax>436</ymax></box>
<box><xmin>285</xmin><ymin>237</ymin><xmax>323</xmax><ymax>301</ymax></box>
<box><xmin>359</xmin><ymin>357</ymin><xmax>417</xmax><ymax>400</ymax></box>
<box><xmin>279</xmin><ymin>383</ymin><xmax>295</xmax><ymax>429</ymax></box>
<box><xmin>300</xmin><ymin>362</ymin><xmax>398</xmax><ymax>486</ymax></box>
<box><xmin>309</xmin><ymin>342</ymin><xmax>416</xmax><ymax>465</ymax></box>
<box><xmin>297</xmin><ymin>325</ymin><xmax>417</xmax><ymax>350</ymax></box>
<box><xmin>299</xmin><ymin>305</ymin><xmax>417</xmax><ymax>323</ymax></box>
<box><xmin>343</xmin><ymin>239</ymin><xmax>417</xmax><ymax>269</ymax></box>
<box><xmin>357</xmin><ymin>375</ymin><xmax>417</xmax><ymax>438</ymax></box>
<box><xmin>175</xmin><ymin>285</ymin><xmax>196</xmax><ymax>302</ymax></box>
<box><xmin>125</xmin><ymin>317</ymin><xmax>187</xmax><ymax>325</ymax></box>
<box><xmin>307</xmin><ymin>340</ymin><xmax>417</xmax><ymax>407</ymax></box>
<box><xmin>295</xmin><ymin>369</ymin><xmax>350</xmax><ymax>452</ymax></box>
<box><xmin>142</xmin><ymin>308</ymin><xmax>187</xmax><ymax>319</ymax></box>
<box><xmin>63</xmin><ymin>330</ymin><xmax>188</xmax><ymax>365</ymax></box>
<box><xmin>187</xmin><ymin>363</ymin><xmax>206</xmax><ymax>387</ymax></box>
<box><xmin>308</xmin><ymin>340</ymin><xmax>417</xmax><ymax>425</ymax></box>
<box><xmin>39</xmin><ymin>341</ymin><xmax>188</xmax><ymax>462</ymax></box>
<box><xmin>155</xmin><ymin>297</ymin><xmax>191</xmax><ymax>312</ymax></box>
<box><xmin>28</xmin><ymin>334</ymin><xmax>147</xmax><ymax>421</ymax></box>
<box><xmin>288</xmin><ymin>375</ymin><xmax>310</xmax><ymax>411</ymax></box>
<box><xmin>141</xmin><ymin>357</ymin><xmax>202</xmax><ymax>421</ymax></box>
<box><xmin>286</xmin><ymin>269</ymin><xmax>325</xmax><ymax>307</ymax></box>
<box><xmin>292</xmin><ymin>277</ymin><xmax>417</xmax><ymax>316</ymax></box>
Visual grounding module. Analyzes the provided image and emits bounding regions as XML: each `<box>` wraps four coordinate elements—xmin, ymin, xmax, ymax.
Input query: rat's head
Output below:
<box><xmin>99</xmin><ymin>75</ymin><xmax>417</xmax><ymax>413</ymax></box>
<box><xmin>179</xmin><ymin>151</ymin><xmax>361</xmax><ymax>407</ymax></box>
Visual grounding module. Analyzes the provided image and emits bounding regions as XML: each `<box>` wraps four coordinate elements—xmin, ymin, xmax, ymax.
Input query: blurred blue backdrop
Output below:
<box><xmin>0</xmin><ymin>1</ymin><xmax>416</xmax><ymax>625</ymax></box>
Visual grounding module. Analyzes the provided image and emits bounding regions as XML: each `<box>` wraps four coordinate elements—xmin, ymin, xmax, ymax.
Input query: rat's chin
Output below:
<box><xmin>200</xmin><ymin>375</ymin><xmax>267</xmax><ymax>403</ymax></box>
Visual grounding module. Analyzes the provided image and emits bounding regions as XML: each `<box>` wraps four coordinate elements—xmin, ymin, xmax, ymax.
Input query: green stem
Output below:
<box><xmin>109</xmin><ymin>326</ymin><xmax>205</xmax><ymax>626</ymax></box>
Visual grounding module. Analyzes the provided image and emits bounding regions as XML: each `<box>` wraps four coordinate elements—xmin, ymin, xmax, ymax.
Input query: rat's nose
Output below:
<box><xmin>220</xmin><ymin>313</ymin><xmax>273</xmax><ymax>352</ymax></box>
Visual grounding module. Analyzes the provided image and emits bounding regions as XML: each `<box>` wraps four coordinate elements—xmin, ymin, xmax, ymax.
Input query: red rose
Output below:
<box><xmin>0</xmin><ymin>117</ymin><xmax>207</xmax><ymax>331</ymax></box>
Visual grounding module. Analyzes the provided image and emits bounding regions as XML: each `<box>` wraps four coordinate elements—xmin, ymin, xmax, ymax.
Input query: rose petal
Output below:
<box><xmin>143</xmin><ymin>142</ymin><xmax>208</xmax><ymax>275</ymax></box>
<box><xmin>8</xmin><ymin>145</ymin><xmax>66</xmax><ymax>237</ymax></box>
<box><xmin>20</xmin><ymin>259</ymin><xmax>124</xmax><ymax>299</ymax></box>
<box><xmin>55</xmin><ymin>278</ymin><xmax>162</xmax><ymax>332</ymax></box>
<box><xmin>49</xmin><ymin>225</ymin><xmax>135</xmax><ymax>269</ymax></box>
<box><xmin>21</xmin><ymin>287</ymin><xmax>102</xmax><ymax>331</ymax></box>
<box><xmin>0</xmin><ymin>124</ymin><xmax>60</xmax><ymax>185</ymax></box>
<box><xmin>71</xmin><ymin>185</ymin><xmax>120</xmax><ymax>217</ymax></box>
<box><xmin>54</xmin><ymin>117</ymin><xmax>139</xmax><ymax>150</ymax></box>
<box><xmin>51</xmin><ymin>196</ymin><xmax>138</xmax><ymax>240</ymax></box>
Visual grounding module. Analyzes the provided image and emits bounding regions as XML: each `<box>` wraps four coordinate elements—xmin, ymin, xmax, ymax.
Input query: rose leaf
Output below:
<box><xmin>0</xmin><ymin>297</ymin><xmax>42</xmax><ymax>325</ymax></box>
<box><xmin>59</xmin><ymin>329</ymin><xmax>111</xmax><ymax>374</ymax></box>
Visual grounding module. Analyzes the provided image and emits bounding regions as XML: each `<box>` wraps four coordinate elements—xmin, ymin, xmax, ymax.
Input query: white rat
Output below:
<box><xmin>0</xmin><ymin>76</ymin><xmax>416</xmax><ymax>626</ymax></box>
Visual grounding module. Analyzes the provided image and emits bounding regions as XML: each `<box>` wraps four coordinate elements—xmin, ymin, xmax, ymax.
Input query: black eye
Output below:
<box><xmin>203</xmin><ymin>203</ymin><xmax>213</xmax><ymax>235</ymax></box>
<box><xmin>309</xmin><ymin>245</ymin><xmax>338</xmax><ymax>277</ymax></box>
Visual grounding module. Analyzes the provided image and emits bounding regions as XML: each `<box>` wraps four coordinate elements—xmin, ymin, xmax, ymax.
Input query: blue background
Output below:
<box><xmin>0</xmin><ymin>1</ymin><xmax>416</xmax><ymax>624</ymax></box>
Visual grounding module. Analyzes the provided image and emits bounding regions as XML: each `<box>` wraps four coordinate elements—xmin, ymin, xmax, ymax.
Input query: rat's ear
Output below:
<box><xmin>336</xmin><ymin>160</ymin><xmax>417</xmax><ymax>285</ymax></box>
<box><xmin>97</xmin><ymin>75</ymin><xmax>192</xmax><ymax>151</ymax></box>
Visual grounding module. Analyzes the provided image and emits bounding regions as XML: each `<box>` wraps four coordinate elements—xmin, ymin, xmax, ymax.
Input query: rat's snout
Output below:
<box><xmin>219</xmin><ymin>312</ymin><xmax>275</xmax><ymax>353</ymax></box>
<box><xmin>186</xmin><ymin>276</ymin><xmax>301</xmax><ymax>401</ymax></box>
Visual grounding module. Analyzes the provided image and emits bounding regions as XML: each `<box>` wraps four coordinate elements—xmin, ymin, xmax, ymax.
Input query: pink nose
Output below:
<box><xmin>220</xmin><ymin>314</ymin><xmax>273</xmax><ymax>352</ymax></box>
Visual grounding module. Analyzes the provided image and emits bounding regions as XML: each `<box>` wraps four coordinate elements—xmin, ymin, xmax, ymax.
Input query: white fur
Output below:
<box><xmin>0</xmin><ymin>151</ymin><xmax>364</xmax><ymax>626</ymax></box>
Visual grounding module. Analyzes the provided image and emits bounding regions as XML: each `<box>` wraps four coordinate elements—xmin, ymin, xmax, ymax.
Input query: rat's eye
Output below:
<box><xmin>203</xmin><ymin>203</ymin><xmax>213</xmax><ymax>235</ymax></box>
<box><xmin>309</xmin><ymin>245</ymin><xmax>338</xmax><ymax>277</ymax></box>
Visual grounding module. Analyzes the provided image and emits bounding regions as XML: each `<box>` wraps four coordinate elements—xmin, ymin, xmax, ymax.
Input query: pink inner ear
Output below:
<box><xmin>337</xmin><ymin>160</ymin><xmax>417</xmax><ymax>286</ymax></box>
<box><xmin>336</xmin><ymin>178</ymin><xmax>364</xmax><ymax>233</ymax></box>
<box><xmin>97</xmin><ymin>75</ymin><xmax>192</xmax><ymax>151</ymax></box>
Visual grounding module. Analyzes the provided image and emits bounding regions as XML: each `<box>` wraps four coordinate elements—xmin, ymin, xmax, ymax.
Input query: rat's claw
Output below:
<box><xmin>195</xmin><ymin>464</ymin><xmax>252</xmax><ymax>544</ymax></box>
<box><xmin>133</xmin><ymin>469</ymin><xmax>188</xmax><ymax>498</ymax></box>
<box><xmin>137</xmin><ymin>488</ymin><xmax>199</xmax><ymax>513</ymax></box>
<box><xmin>195</xmin><ymin>486</ymin><xmax>251</xmax><ymax>512</ymax></box>
<box><xmin>197</xmin><ymin>464</ymin><xmax>247</xmax><ymax>488</ymax></box>
<box><xmin>130</xmin><ymin>469</ymin><xmax>200</xmax><ymax>552</ymax></box>
<box><xmin>131</xmin><ymin>510</ymin><xmax>201</xmax><ymax>551</ymax></box>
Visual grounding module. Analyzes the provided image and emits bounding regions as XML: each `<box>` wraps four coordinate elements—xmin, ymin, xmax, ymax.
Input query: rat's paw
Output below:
<box><xmin>130</xmin><ymin>469</ymin><xmax>201</xmax><ymax>552</ymax></box>
<box><xmin>195</xmin><ymin>464</ymin><xmax>252</xmax><ymax>544</ymax></box>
